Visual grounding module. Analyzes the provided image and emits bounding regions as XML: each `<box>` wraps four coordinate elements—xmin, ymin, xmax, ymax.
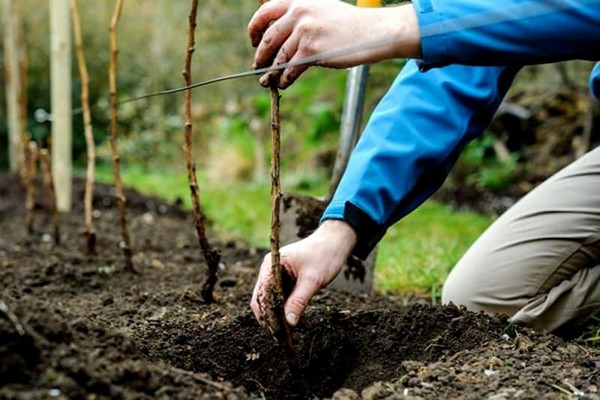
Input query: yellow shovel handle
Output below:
<box><xmin>356</xmin><ymin>0</ymin><xmax>381</xmax><ymax>7</ymax></box>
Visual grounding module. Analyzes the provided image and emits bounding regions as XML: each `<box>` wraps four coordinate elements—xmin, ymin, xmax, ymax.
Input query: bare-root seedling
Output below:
<box><xmin>256</xmin><ymin>0</ymin><xmax>298</xmax><ymax>375</ymax></box>
<box><xmin>109</xmin><ymin>0</ymin><xmax>134</xmax><ymax>272</ymax></box>
<box><xmin>40</xmin><ymin>148</ymin><xmax>60</xmax><ymax>246</ymax></box>
<box><xmin>71</xmin><ymin>0</ymin><xmax>96</xmax><ymax>254</ymax></box>
<box><xmin>182</xmin><ymin>0</ymin><xmax>221</xmax><ymax>304</ymax></box>
<box><xmin>17</xmin><ymin>14</ymin><xmax>30</xmax><ymax>185</ymax></box>
<box><xmin>25</xmin><ymin>141</ymin><xmax>39</xmax><ymax>234</ymax></box>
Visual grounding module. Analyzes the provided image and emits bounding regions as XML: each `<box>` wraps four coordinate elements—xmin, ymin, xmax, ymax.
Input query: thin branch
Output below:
<box><xmin>268</xmin><ymin>84</ymin><xmax>299</xmax><ymax>372</ymax></box>
<box><xmin>109</xmin><ymin>0</ymin><xmax>134</xmax><ymax>271</ymax></box>
<box><xmin>17</xmin><ymin>10</ymin><xmax>30</xmax><ymax>184</ymax></box>
<box><xmin>182</xmin><ymin>0</ymin><xmax>220</xmax><ymax>303</ymax></box>
<box><xmin>40</xmin><ymin>148</ymin><xmax>60</xmax><ymax>245</ymax></box>
<box><xmin>71</xmin><ymin>0</ymin><xmax>96</xmax><ymax>254</ymax></box>
<box><xmin>25</xmin><ymin>141</ymin><xmax>38</xmax><ymax>234</ymax></box>
<box><xmin>256</xmin><ymin>0</ymin><xmax>298</xmax><ymax>374</ymax></box>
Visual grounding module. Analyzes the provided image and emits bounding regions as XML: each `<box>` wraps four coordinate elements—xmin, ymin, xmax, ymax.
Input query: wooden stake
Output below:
<box><xmin>25</xmin><ymin>141</ymin><xmax>39</xmax><ymax>234</ymax></box>
<box><xmin>182</xmin><ymin>0</ymin><xmax>220</xmax><ymax>303</ymax></box>
<box><xmin>49</xmin><ymin>0</ymin><xmax>73</xmax><ymax>212</ymax></box>
<box><xmin>71</xmin><ymin>0</ymin><xmax>96</xmax><ymax>254</ymax></box>
<box><xmin>257</xmin><ymin>0</ymin><xmax>298</xmax><ymax>373</ymax></box>
<box><xmin>40</xmin><ymin>148</ymin><xmax>61</xmax><ymax>245</ymax></box>
<box><xmin>109</xmin><ymin>0</ymin><xmax>134</xmax><ymax>271</ymax></box>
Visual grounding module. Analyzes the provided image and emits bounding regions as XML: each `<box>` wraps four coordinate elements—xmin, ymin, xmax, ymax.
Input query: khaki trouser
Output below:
<box><xmin>442</xmin><ymin>146</ymin><xmax>600</xmax><ymax>333</ymax></box>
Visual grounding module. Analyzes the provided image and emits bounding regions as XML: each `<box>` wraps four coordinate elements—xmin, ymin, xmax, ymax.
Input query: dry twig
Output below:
<box><xmin>182</xmin><ymin>0</ymin><xmax>220</xmax><ymax>303</ymax></box>
<box><xmin>25</xmin><ymin>141</ymin><xmax>38</xmax><ymax>234</ymax></box>
<box><xmin>256</xmin><ymin>0</ymin><xmax>298</xmax><ymax>373</ymax></box>
<box><xmin>17</xmin><ymin>14</ymin><xmax>30</xmax><ymax>184</ymax></box>
<box><xmin>109</xmin><ymin>0</ymin><xmax>134</xmax><ymax>271</ymax></box>
<box><xmin>71</xmin><ymin>0</ymin><xmax>96</xmax><ymax>254</ymax></box>
<box><xmin>40</xmin><ymin>148</ymin><xmax>61</xmax><ymax>245</ymax></box>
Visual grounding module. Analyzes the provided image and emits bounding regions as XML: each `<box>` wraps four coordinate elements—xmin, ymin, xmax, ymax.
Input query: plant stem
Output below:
<box><xmin>109</xmin><ymin>0</ymin><xmax>134</xmax><ymax>271</ymax></box>
<box><xmin>256</xmin><ymin>0</ymin><xmax>298</xmax><ymax>372</ymax></box>
<box><xmin>268</xmin><ymin>86</ymin><xmax>298</xmax><ymax>370</ymax></box>
<box><xmin>183</xmin><ymin>0</ymin><xmax>220</xmax><ymax>303</ymax></box>
<box><xmin>17</xmin><ymin>12</ymin><xmax>30</xmax><ymax>184</ymax></box>
<box><xmin>25</xmin><ymin>141</ymin><xmax>38</xmax><ymax>234</ymax></box>
<box><xmin>71</xmin><ymin>0</ymin><xmax>96</xmax><ymax>254</ymax></box>
<box><xmin>40</xmin><ymin>148</ymin><xmax>60</xmax><ymax>245</ymax></box>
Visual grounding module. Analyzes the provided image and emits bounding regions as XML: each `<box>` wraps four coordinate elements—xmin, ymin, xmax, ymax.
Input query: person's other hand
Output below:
<box><xmin>251</xmin><ymin>219</ymin><xmax>356</xmax><ymax>330</ymax></box>
<box><xmin>248</xmin><ymin>0</ymin><xmax>420</xmax><ymax>89</ymax></box>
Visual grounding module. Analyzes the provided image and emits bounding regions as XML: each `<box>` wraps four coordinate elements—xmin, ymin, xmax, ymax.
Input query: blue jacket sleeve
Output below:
<box><xmin>321</xmin><ymin>61</ymin><xmax>520</xmax><ymax>258</ymax></box>
<box><xmin>413</xmin><ymin>0</ymin><xmax>600</xmax><ymax>69</ymax></box>
<box><xmin>591</xmin><ymin>63</ymin><xmax>600</xmax><ymax>99</ymax></box>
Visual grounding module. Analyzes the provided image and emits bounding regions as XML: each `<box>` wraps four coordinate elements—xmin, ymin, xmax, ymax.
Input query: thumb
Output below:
<box><xmin>284</xmin><ymin>275</ymin><xmax>320</xmax><ymax>327</ymax></box>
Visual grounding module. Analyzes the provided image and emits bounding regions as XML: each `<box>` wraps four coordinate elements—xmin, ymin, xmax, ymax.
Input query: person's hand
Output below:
<box><xmin>251</xmin><ymin>219</ymin><xmax>357</xmax><ymax>331</ymax></box>
<box><xmin>248</xmin><ymin>0</ymin><xmax>420</xmax><ymax>88</ymax></box>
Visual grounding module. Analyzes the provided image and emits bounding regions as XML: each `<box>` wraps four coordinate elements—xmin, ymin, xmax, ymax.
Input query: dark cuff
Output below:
<box><xmin>343</xmin><ymin>201</ymin><xmax>385</xmax><ymax>260</ymax></box>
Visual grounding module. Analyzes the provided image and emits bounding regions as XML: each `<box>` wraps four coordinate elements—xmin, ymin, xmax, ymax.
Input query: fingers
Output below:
<box><xmin>251</xmin><ymin>259</ymin><xmax>320</xmax><ymax>328</ymax></box>
<box><xmin>283</xmin><ymin>271</ymin><xmax>321</xmax><ymax>326</ymax></box>
<box><xmin>250</xmin><ymin>254</ymin><xmax>273</xmax><ymax>324</ymax></box>
<box><xmin>251</xmin><ymin>251</ymin><xmax>322</xmax><ymax>330</ymax></box>
<box><xmin>248</xmin><ymin>0</ymin><xmax>290</xmax><ymax>50</ymax></box>
<box><xmin>252</xmin><ymin>12</ymin><xmax>299</xmax><ymax>71</ymax></box>
<box><xmin>258</xmin><ymin>31</ymin><xmax>303</xmax><ymax>88</ymax></box>
<box><xmin>277</xmin><ymin>53</ymin><xmax>310</xmax><ymax>89</ymax></box>
<box><xmin>248</xmin><ymin>0</ymin><xmax>289</xmax><ymax>47</ymax></box>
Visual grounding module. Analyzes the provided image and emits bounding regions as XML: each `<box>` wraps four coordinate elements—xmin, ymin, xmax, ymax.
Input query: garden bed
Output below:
<box><xmin>1</xmin><ymin>173</ymin><xmax>599</xmax><ymax>399</ymax></box>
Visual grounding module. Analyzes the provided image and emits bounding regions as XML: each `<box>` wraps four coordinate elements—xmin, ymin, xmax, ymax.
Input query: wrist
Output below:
<box><xmin>317</xmin><ymin>219</ymin><xmax>357</xmax><ymax>256</ymax></box>
<box><xmin>367</xmin><ymin>4</ymin><xmax>422</xmax><ymax>62</ymax></box>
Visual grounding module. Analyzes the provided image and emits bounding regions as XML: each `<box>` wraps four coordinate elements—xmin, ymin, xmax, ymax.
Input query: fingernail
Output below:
<box><xmin>286</xmin><ymin>312</ymin><xmax>298</xmax><ymax>326</ymax></box>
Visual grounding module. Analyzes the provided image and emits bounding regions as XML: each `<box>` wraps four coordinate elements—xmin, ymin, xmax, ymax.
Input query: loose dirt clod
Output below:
<box><xmin>1</xmin><ymin>174</ymin><xmax>599</xmax><ymax>400</ymax></box>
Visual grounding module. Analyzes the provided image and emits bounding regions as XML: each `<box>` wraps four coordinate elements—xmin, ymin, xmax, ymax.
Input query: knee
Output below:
<box><xmin>441</xmin><ymin>266</ymin><xmax>483</xmax><ymax>312</ymax></box>
<box><xmin>441</xmin><ymin>261</ymin><xmax>522</xmax><ymax>318</ymax></box>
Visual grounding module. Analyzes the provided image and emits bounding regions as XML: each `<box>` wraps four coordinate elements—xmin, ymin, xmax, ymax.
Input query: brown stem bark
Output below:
<box><xmin>25</xmin><ymin>141</ymin><xmax>38</xmax><ymax>234</ymax></box>
<box><xmin>71</xmin><ymin>0</ymin><xmax>96</xmax><ymax>254</ymax></box>
<box><xmin>182</xmin><ymin>0</ymin><xmax>220</xmax><ymax>303</ymax></box>
<box><xmin>268</xmin><ymin>86</ymin><xmax>298</xmax><ymax>370</ymax></box>
<box><xmin>17</xmin><ymin>14</ymin><xmax>30</xmax><ymax>184</ymax></box>
<box><xmin>109</xmin><ymin>0</ymin><xmax>134</xmax><ymax>271</ymax></box>
<box><xmin>40</xmin><ymin>148</ymin><xmax>61</xmax><ymax>245</ymax></box>
<box><xmin>258</xmin><ymin>0</ymin><xmax>298</xmax><ymax>372</ymax></box>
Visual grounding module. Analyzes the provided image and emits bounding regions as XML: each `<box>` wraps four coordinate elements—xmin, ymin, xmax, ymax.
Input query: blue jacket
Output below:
<box><xmin>322</xmin><ymin>0</ymin><xmax>600</xmax><ymax>258</ymax></box>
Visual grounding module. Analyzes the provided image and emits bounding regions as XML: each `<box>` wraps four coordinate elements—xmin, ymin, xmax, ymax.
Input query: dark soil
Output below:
<box><xmin>1</xmin><ymin>173</ymin><xmax>599</xmax><ymax>400</ymax></box>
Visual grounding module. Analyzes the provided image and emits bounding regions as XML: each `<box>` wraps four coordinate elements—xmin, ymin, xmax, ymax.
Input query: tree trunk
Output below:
<box><xmin>50</xmin><ymin>0</ymin><xmax>73</xmax><ymax>212</ymax></box>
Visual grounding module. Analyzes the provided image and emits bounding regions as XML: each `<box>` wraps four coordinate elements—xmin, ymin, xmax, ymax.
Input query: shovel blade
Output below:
<box><xmin>279</xmin><ymin>193</ymin><xmax>375</xmax><ymax>293</ymax></box>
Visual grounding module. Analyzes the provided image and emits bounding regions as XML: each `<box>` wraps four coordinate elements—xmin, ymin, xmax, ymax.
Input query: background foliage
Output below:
<box><xmin>1</xmin><ymin>1</ymin><xmax>598</xmax><ymax>296</ymax></box>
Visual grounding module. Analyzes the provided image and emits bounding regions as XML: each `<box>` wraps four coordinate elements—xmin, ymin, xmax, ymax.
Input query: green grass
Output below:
<box><xmin>94</xmin><ymin>164</ymin><xmax>272</xmax><ymax>246</ymax></box>
<box><xmin>93</xmin><ymin>165</ymin><xmax>493</xmax><ymax>296</ymax></box>
<box><xmin>376</xmin><ymin>202</ymin><xmax>493</xmax><ymax>299</ymax></box>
